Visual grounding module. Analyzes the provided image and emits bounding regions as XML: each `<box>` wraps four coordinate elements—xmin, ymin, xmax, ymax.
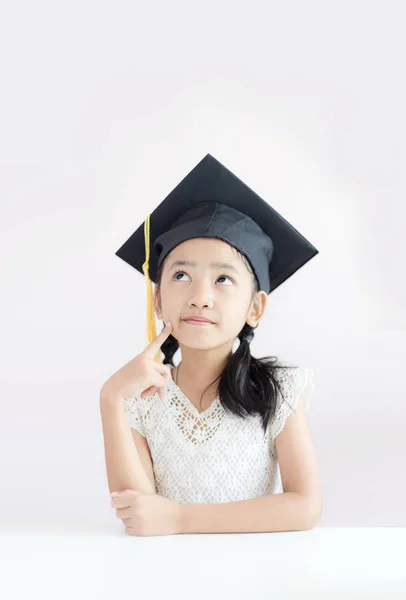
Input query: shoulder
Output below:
<box><xmin>124</xmin><ymin>391</ymin><xmax>147</xmax><ymax>436</ymax></box>
<box><xmin>273</xmin><ymin>366</ymin><xmax>314</xmax><ymax>407</ymax></box>
<box><xmin>269</xmin><ymin>366</ymin><xmax>315</xmax><ymax>439</ymax></box>
<box><xmin>124</xmin><ymin>374</ymin><xmax>173</xmax><ymax>436</ymax></box>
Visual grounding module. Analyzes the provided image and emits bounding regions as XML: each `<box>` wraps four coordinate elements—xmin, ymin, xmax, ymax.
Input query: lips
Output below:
<box><xmin>183</xmin><ymin>317</ymin><xmax>214</xmax><ymax>324</ymax></box>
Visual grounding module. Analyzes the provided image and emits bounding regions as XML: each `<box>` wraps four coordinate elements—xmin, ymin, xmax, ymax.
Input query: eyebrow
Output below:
<box><xmin>168</xmin><ymin>259</ymin><xmax>240</xmax><ymax>274</ymax></box>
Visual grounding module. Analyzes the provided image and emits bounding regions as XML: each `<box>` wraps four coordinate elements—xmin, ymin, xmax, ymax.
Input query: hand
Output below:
<box><xmin>111</xmin><ymin>489</ymin><xmax>184</xmax><ymax>537</ymax></box>
<box><xmin>100</xmin><ymin>322</ymin><xmax>174</xmax><ymax>406</ymax></box>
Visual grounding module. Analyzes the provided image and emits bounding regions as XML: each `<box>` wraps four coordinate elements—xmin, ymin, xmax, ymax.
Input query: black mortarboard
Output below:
<box><xmin>115</xmin><ymin>153</ymin><xmax>319</xmax><ymax>361</ymax></box>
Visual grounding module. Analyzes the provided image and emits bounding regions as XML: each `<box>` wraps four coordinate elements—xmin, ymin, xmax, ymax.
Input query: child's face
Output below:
<box><xmin>154</xmin><ymin>237</ymin><xmax>267</xmax><ymax>350</ymax></box>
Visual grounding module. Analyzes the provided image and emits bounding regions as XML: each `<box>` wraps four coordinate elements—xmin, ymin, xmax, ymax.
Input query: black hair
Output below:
<box><xmin>156</xmin><ymin>242</ymin><xmax>298</xmax><ymax>435</ymax></box>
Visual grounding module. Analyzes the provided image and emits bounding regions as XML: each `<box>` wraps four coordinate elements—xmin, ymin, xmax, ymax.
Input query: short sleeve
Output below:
<box><xmin>269</xmin><ymin>367</ymin><xmax>315</xmax><ymax>440</ymax></box>
<box><xmin>124</xmin><ymin>393</ymin><xmax>146</xmax><ymax>437</ymax></box>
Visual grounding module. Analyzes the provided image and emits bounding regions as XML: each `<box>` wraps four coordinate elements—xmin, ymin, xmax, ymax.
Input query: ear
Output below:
<box><xmin>247</xmin><ymin>291</ymin><xmax>268</xmax><ymax>326</ymax></box>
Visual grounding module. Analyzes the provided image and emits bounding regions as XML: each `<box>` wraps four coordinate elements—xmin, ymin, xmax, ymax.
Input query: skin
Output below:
<box><xmin>153</xmin><ymin>237</ymin><xmax>268</xmax><ymax>399</ymax></box>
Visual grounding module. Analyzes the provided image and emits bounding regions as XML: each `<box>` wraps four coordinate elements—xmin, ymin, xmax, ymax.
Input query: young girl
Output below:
<box><xmin>100</xmin><ymin>153</ymin><xmax>322</xmax><ymax>536</ymax></box>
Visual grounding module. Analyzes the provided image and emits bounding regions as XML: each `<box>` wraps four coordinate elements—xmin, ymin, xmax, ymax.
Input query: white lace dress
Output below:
<box><xmin>124</xmin><ymin>365</ymin><xmax>314</xmax><ymax>504</ymax></box>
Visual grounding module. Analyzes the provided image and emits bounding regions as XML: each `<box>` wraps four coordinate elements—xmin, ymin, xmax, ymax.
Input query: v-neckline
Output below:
<box><xmin>168</xmin><ymin>365</ymin><xmax>220</xmax><ymax>418</ymax></box>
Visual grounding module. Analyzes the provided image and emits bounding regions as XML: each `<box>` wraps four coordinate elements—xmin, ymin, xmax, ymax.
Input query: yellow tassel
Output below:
<box><xmin>142</xmin><ymin>214</ymin><xmax>162</xmax><ymax>363</ymax></box>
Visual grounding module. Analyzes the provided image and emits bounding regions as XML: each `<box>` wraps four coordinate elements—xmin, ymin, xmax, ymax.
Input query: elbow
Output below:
<box><xmin>301</xmin><ymin>495</ymin><xmax>323</xmax><ymax>530</ymax></box>
<box><xmin>303</xmin><ymin>510</ymin><xmax>322</xmax><ymax>530</ymax></box>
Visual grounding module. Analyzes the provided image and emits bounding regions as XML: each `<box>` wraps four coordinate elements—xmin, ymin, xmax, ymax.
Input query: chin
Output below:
<box><xmin>174</xmin><ymin>321</ymin><xmax>220</xmax><ymax>343</ymax></box>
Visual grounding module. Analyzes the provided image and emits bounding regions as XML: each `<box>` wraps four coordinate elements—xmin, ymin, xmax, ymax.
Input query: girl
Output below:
<box><xmin>100</xmin><ymin>153</ymin><xmax>322</xmax><ymax>536</ymax></box>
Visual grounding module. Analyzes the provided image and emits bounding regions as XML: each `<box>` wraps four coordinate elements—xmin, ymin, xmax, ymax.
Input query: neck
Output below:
<box><xmin>176</xmin><ymin>342</ymin><xmax>233</xmax><ymax>388</ymax></box>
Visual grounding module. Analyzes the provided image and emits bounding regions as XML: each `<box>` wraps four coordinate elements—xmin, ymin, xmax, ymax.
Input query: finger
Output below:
<box><xmin>111</xmin><ymin>490</ymin><xmax>137</xmax><ymax>508</ymax></box>
<box><xmin>158</xmin><ymin>385</ymin><xmax>168</xmax><ymax>401</ymax></box>
<box><xmin>144</xmin><ymin>377</ymin><xmax>170</xmax><ymax>398</ymax></box>
<box><xmin>140</xmin><ymin>363</ymin><xmax>171</xmax><ymax>398</ymax></box>
<box><xmin>141</xmin><ymin>384</ymin><xmax>163</xmax><ymax>397</ymax></box>
<box><xmin>116</xmin><ymin>507</ymin><xmax>132</xmax><ymax>518</ymax></box>
<box><xmin>140</xmin><ymin>385</ymin><xmax>155</xmax><ymax>398</ymax></box>
<box><xmin>142</xmin><ymin>322</ymin><xmax>173</xmax><ymax>359</ymax></box>
<box><xmin>112</xmin><ymin>497</ymin><xmax>133</xmax><ymax>509</ymax></box>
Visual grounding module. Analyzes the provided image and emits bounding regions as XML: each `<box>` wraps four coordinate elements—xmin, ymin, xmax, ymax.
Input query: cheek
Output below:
<box><xmin>156</xmin><ymin>296</ymin><xmax>179</xmax><ymax>322</ymax></box>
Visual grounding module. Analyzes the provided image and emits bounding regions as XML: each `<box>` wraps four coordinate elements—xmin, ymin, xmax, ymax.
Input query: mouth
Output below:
<box><xmin>183</xmin><ymin>319</ymin><xmax>215</xmax><ymax>326</ymax></box>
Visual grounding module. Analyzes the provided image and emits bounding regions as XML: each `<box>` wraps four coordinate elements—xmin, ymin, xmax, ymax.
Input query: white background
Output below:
<box><xmin>0</xmin><ymin>0</ymin><xmax>405</xmax><ymax>533</ymax></box>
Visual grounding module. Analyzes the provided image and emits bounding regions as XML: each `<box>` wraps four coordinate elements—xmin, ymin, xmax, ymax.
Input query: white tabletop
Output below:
<box><xmin>0</xmin><ymin>524</ymin><xmax>405</xmax><ymax>599</ymax></box>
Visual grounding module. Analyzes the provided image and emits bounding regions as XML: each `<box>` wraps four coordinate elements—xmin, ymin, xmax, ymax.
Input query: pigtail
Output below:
<box><xmin>217</xmin><ymin>322</ymin><xmax>289</xmax><ymax>434</ymax></box>
<box><xmin>161</xmin><ymin>333</ymin><xmax>179</xmax><ymax>366</ymax></box>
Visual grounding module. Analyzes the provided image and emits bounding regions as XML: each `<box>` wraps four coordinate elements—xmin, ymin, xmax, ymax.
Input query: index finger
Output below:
<box><xmin>142</xmin><ymin>321</ymin><xmax>173</xmax><ymax>358</ymax></box>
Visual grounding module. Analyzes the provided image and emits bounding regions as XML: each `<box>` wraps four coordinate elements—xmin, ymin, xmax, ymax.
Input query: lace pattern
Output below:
<box><xmin>124</xmin><ymin>365</ymin><xmax>314</xmax><ymax>503</ymax></box>
<box><xmin>268</xmin><ymin>366</ymin><xmax>314</xmax><ymax>440</ymax></box>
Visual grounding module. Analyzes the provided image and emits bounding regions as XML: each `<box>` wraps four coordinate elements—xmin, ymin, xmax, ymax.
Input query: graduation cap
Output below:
<box><xmin>115</xmin><ymin>153</ymin><xmax>319</xmax><ymax>361</ymax></box>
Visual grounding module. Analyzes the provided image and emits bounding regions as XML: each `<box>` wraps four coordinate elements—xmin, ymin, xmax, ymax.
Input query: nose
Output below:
<box><xmin>187</xmin><ymin>280</ymin><xmax>215</xmax><ymax>309</ymax></box>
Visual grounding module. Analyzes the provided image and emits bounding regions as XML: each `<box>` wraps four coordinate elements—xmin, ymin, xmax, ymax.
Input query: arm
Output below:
<box><xmin>180</xmin><ymin>393</ymin><xmax>322</xmax><ymax>535</ymax></box>
<box><xmin>180</xmin><ymin>492</ymin><xmax>320</xmax><ymax>534</ymax></box>
<box><xmin>99</xmin><ymin>394</ymin><xmax>156</xmax><ymax>495</ymax></box>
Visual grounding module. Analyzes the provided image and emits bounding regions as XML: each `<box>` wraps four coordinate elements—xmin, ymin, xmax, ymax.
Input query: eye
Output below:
<box><xmin>216</xmin><ymin>275</ymin><xmax>234</xmax><ymax>285</ymax></box>
<box><xmin>172</xmin><ymin>270</ymin><xmax>234</xmax><ymax>285</ymax></box>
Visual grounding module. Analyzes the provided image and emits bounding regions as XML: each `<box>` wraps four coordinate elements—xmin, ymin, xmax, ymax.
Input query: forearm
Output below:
<box><xmin>99</xmin><ymin>395</ymin><xmax>155</xmax><ymax>495</ymax></box>
<box><xmin>180</xmin><ymin>492</ymin><xmax>319</xmax><ymax>534</ymax></box>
